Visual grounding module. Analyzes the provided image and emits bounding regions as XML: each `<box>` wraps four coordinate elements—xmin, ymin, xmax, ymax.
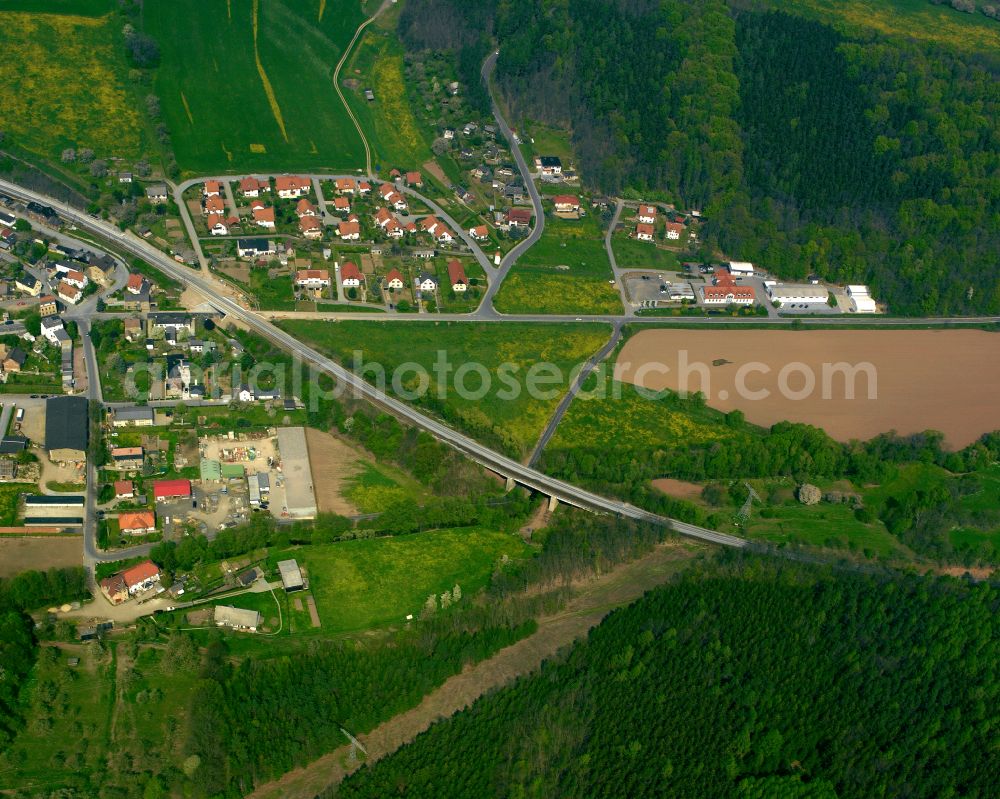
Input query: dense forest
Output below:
<box><xmin>335</xmin><ymin>556</ymin><xmax>1000</xmax><ymax>798</ymax></box>
<box><xmin>400</xmin><ymin>0</ymin><xmax>1000</xmax><ymax>314</ymax></box>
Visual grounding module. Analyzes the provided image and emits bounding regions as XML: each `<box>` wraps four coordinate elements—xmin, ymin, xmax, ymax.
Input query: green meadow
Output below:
<box><xmin>144</xmin><ymin>0</ymin><xmax>367</xmax><ymax>173</ymax></box>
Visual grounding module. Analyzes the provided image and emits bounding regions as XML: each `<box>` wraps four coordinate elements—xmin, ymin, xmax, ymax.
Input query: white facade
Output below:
<box><xmin>847</xmin><ymin>285</ymin><xmax>877</xmax><ymax>313</ymax></box>
<box><xmin>728</xmin><ymin>261</ymin><xmax>755</xmax><ymax>275</ymax></box>
<box><xmin>767</xmin><ymin>285</ymin><xmax>829</xmax><ymax>305</ymax></box>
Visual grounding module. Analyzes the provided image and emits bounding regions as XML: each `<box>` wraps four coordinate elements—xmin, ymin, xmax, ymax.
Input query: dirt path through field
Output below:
<box><xmin>652</xmin><ymin>478</ymin><xmax>705</xmax><ymax>502</ymax></box>
<box><xmin>304</xmin><ymin>428</ymin><xmax>363</xmax><ymax>516</ymax></box>
<box><xmin>246</xmin><ymin>540</ymin><xmax>703</xmax><ymax>799</ymax></box>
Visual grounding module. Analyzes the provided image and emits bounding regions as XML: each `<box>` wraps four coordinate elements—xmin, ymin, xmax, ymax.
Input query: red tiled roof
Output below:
<box><xmin>405</xmin><ymin>171</ymin><xmax>422</xmax><ymax>185</ymax></box>
<box><xmin>385</xmin><ymin>268</ymin><xmax>404</xmax><ymax>284</ymax></box>
<box><xmin>240</xmin><ymin>177</ymin><xmax>267</xmax><ymax>193</ymax></box>
<box><xmin>127</xmin><ymin>274</ymin><xmax>144</xmax><ymax>291</ymax></box>
<box><xmin>447</xmin><ymin>259</ymin><xmax>467</xmax><ymax>285</ymax></box>
<box><xmin>703</xmin><ymin>286</ymin><xmax>755</xmax><ymax>301</ymax></box>
<box><xmin>275</xmin><ymin>175</ymin><xmax>310</xmax><ymax>192</ymax></box>
<box><xmin>296</xmin><ymin>269</ymin><xmax>329</xmax><ymax>282</ymax></box>
<box><xmin>153</xmin><ymin>479</ymin><xmax>191</xmax><ymax>500</ymax></box>
<box><xmin>296</xmin><ymin>198</ymin><xmax>316</xmax><ymax>215</ymax></box>
<box><xmin>58</xmin><ymin>281</ymin><xmax>80</xmax><ymax>299</ymax></box>
<box><xmin>299</xmin><ymin>216</ymin><xmax>322</xmax><ymax>232</ymax></box>
<box><xmin>205</xmin><ymin>196</ymin><xmax>225</xmax><ymax>213</ymax></box>
<box><xmin>507</xmin><ymin>208</ymin><xmax>532</xmax><ymax>224</ymax></box>
<box><xmin>339</xmin><ymin>220</ymin><xmax>360</xmax><ymax>236</ymax></box>
<box><xmin>334</xmin><ymin>196</ymin><xmax>350</xmax><ymax>209</ymax></box>
<box><xmin>119</xmin><ymin>510</ymin><xmax>155</xmax><ymax>533</ymax></box>
<box><xmin>636</xmin><ymin>223</ymin><xmax>655</xmax><ymax>237</ymax></box>
<box><xmin>122</xmin><ymin>559</ymin><xmax>159</xmax><ymax>588</ymax></box>
<box><xmin>335</xmin><ymin>178</ymin><xmax>357</xmax><ymax>191</ymax></box>
<box><xmin>114</xmin><ymin>480</ymin><xmax>134</xmax><ymax>495</ymax></box>
<box><xmin>112</xmin><ymin>446</ymin><xmax>143</xmax><ymax>457</ymax></box>
<box><xmin>553</xmin><ymin>195</ymin><xmax>579</xmax><ymax>206</ymax></box>
<box><xmin>252</xmin><ymin>205</ymin><xmax>275</xmax><ymax>223</ymax></box>
<box><xmin>204</xmin><ymin>180</ymin><xmax>221</xmax><ymax>194</ymax></box>
<box><xmin>340</xmin><ymin>262</ymin><xmax>363</xmax><ymax>281</ymax></box>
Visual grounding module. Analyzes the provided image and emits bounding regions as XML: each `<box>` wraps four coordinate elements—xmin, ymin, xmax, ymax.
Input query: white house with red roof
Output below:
<box><xmin>207</xmin><ymin>214</ymin><xmax>230</xmax><ymax>236</ymax></box>
<box><xmin>62</xmin><ymin>269</ymin><xmax>88</xmax><ymax>290</ymax></box>
<box><xmin>447</xmin><ymin>259</ymin><xmax>468</xmax><ymax>292</ymax></box>
<box><xmin>665</xmin><ymin>221</ymin><xmax>685</xmax><ymax>240</ymax></box>
<box><xmin>240</xmin><ymin>177</ymin><xmax>269</xmax><ymax>198</ymax></box>
<box><xmin>57</xmin><ymin>281</ymin><xmax>81</xmax><ymax>305</ymax></box>
<box><xmin>295</xmin><ymin>269</ymin><xmax>331</xmax><ymax>288</ymax></box>
<box><xmin>275</xmin><ymin>175</ymin><xmax>311</xmax><ymax>199</ymax></box>
<box><xmin>296</xmin><ymin>198</ymin><xmax>317</xmax><ymax>218</ymax></box>
<box><xmin>126</xmin><ymin>273</ymin><xmax>146</xmax><ymax>294</ymax></box>
<box><xmin>469</xmin><ymin>224</ymin><xmax>489</xmax><ymax>241</ymax></box>
<box><xmin>153</xmin><ymin>479</ymin><xmax>191</xmax><ymax>502</ymax></box>
<box><xmin>636</xmin><ymin>222</ymin><xmax>655</xmax><ymax>242</ymax></box>
<box><xmin>384</xmin><ymin>268</ymin><xmax>404</xmax><ymax>290</ymax></box>
<box><xmin>203</xmin><ymin>180</ymin><xmax>222</xmax><ymax>197</ymax></box>
<box><xmin>299</xmin><ymin>216</ymin><xmax>322</xmax><ymax>239</ymax></box>
<box><xmin>405</xmin><ymin>171</ymin><xmax>423</xmax><ymax>187</ymax></box>
<box><xmin>637</xmin><ymin>205</ymin><xmax>657</xmax><ymax>225</ymax></box>
<box><xmin>122</xmin><ymin>560</ymin><xmax>160</xmax><ymax>594</ymax></box>
<box><xmin>204</xmin><ymin>195</ymin><xmax>225</xmax><ymax>215</ymax></box>
<box><xmin>340</xmin><ymin>261</ymin><xmax>364</xmax><ymax>288</ymax></box>
<box><xmin>251</xmin><ymin>202</ymin><xmax>275</xmax><ymax>229</ymax></box>
<box><xmin>358</xmin><ymin>180</ymin><xmax>371</xmax><ymax>195</ymax></box>
<box><xmin>338</xmin><ymin>220</ymin><xmax>360</xmax><ymax>240</ymax></box>
<box><xmin>333</xmin><ymin>196</ymin><xmax>351</xmax><ymax>214</ymax></box>
<box><xmin>335</xmin><ymin>177</ymin><xmax>357</xmax><ymax>194</ymax></box>
<box><xmin>553</xmin><ymin>195</ymin><xmax>580</xmax><ymax>213</ymax></box>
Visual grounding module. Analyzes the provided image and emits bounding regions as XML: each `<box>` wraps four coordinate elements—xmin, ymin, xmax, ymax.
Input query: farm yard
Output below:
<box><xmin>615</xmin><ymin>328</ymin><xmax>1000</xmax><ymax>447</ymax></box>
<box><xmin>143</xmin><ymin>0</ymin><xmax>366</xmax><ymax>173</ymax></box>
<box><xmin>494</xmin><ymin>215</ymin><xmax>622</xmax><ymax>315</ymax></box>
<box><xmin>0</xmin><ymin>2</ymin><xmax>145</xmax><ymax>161</ymax></box>
<box><xmin>277</xmin><ymin>319</ymin><xmax>612</xmax><ymax>456</ymax></box>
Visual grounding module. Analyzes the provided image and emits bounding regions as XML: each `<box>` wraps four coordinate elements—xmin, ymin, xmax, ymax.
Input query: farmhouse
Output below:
<box><xmin>767</xmin><ymin>285</ymin><xmax>829</xmax><ymax>306</ymax></box>
<box><xmin>118</xmin><ymin>510</ymin><xmax>155</xmax><ymax>536</ymax></box>
<box><xmin>636</xmin><ymin>223</ymin><xmax>655</xmax><ymax>242</ymax></box>
<box><xmin>215</xmin><ymin>605</ymin><xmax>261</xmax><ymax>631</ymax></box>
<box><xmin>340</xmin><ymin>262</ymin><xmax>364</xmax><ymax>288</ymax></box>
<box><xmin>299</xmin><ymin>216</ymin><xmax>322</xmax><ymax>239</ymax></box>
<box><xmin>847</xmin><ymin>285</ymin><xmax>877</xmax><ymax>313</ymax></box>
<box><xmin>295</xmin><ymin>269</ymin><xmax>331</xmax><ymax>289</ymax></box>
<box><xmin>338</xmin><ymin>220</ymin><xmax>360</xmax><ymax>240</ymax></box>
<box><xmin>237</xmin><ymin>238</ymin><xmax>276</xmax><ymax>259</ymax></box>
<box><xmin>277</xmin><ymin>559</ymin><xmax>304</xmax><ymax>592</ymax></box>
<box><xmin>111</xmin><ymin>446</ymin><xmax>144</xmax><ymax>470</ymax></box>
<box><xmin>447</xmin><ymin>259</ymin><xmax>468</xmax><ymax>292</ymax></box>
<box><xmin>469</xmin><ymin>224</ymin><xmax>489</xmax><ymax>241</ymax></box>
<box><xmin>506</xmin><ymin>208</ymin><xmax>532</xmax><ymax>228</ymax></box>
<box><xmin>553</xmin><ymin>195</ymin><xmax>580</xmax><ymax>214</ymax></box>
<box><xmin>251</xmin><ymin>202</ymin><xmax>275</xmax><ymax>229</ymax></box>
<box><xmin>701</xmin><ymin>285</ymin><xmax>756</xmax><ymax>306</ymax></box>
<box><xmin>113</xmin><ymin>406</ymin><xmax>155</xmax><ymax>427</ymax></box>
<box><xmin>275</xmin><ymin>175</ymin><xmax>311</xmax><ymax>198</ymax></box>
<box><xmin>153</xmin><ymin>479</ymin><xmax>191</xmax><ymax>502</ymax></box>
<box><xmin>637</xmin><ymin>205</ymin><xmax>657</xmax><ymax>225</ymax></box>
<box><xmin>384</xmin><ymin>268</ymin><xmax>404</xmax><ymax>290</ymax></box>
<box><xmin>239</xmin><ymin>177</ymin><xmax>269</xmax><ymax>198</ymax></box>
<box><xmin>46</xmin><ymin>396</ymin><xmax>88</xmax><ymax>462</ymax></box>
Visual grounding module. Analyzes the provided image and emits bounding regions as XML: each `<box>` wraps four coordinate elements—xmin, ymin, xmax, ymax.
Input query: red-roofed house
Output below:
<box><xmin>553</xmin><ymin>195</ymin><xmax>580</xmax><ymax>213</ymax></box>
<box><xmin>701</xmin><ymin>285</ymin><xmax>755</xmax><ymax>306</ymax></box>
<box><xmin>335</xmin><ymin>177</ymin><xmax>357</xmax><ymax>194</ymax></box>
<box><xmin>637</xmin><ymin>205</ymin><xmax>657</xmax><ymax>224</ymax></box>
<box><xmin>153</xmin><ymin>479</ymin><xmax>191</xmax><ymax>502</ymax></box>
<box><xmin>100</xmin><ymin>574</ymin><xmax>129</xmax><ymax>604</ymax></box>
<box><xmin>665</xmin><ymin>221</ymin><xmax>685</xmax><ymax>240</ymax></box>
<box><xmin>295</xmin><ymin>269</ymin><xmax>331</xmax><ymax>288</ymax></box>
<box><xmin>506</xmin><ymin>208</ymin><xmax>533</xmax><ymax>227</ymax></box>
<box><xmin>636</xmin><ymin>223</ymin><xmax>655</xmax><ymax>242</ymax></box>
<box><xmin>384</xmin><ymin>268</ymin><xmax>404</xmax><ymax>290</ymax></box>
<box><xmin>296</xmin><ymin>198</ymin><xmax>317</xmax><ymax>218</ymax></box>
<box><xmin>252</xmin><ymin>202</ymin><xmax>275</xmax><ymax>229</ymax></box>
<box><xmin>469</xmin><ymin>224</ymin><xmax>489</xmax><ymax>241</ymax></box>
<box><xmin>62</xmin><ymin>269</ymin><xmax>88</xmax><ymax>289</ymax></box>
<box><xmin>204</xmin><ymin>195</ymin><xmax>225</xmax><ymax>215</ymax></box>
<box><xmin>122</xmin><ymin>560</ymin><xmax>160</xmax><ymax>593</ymax></box>
<box><xmin>275</xmin><ymin>175</ymin><xmax>311</xmax><ymax>198</ymax></box>
<box><xmin>384</xmin><ymin>218</ymin><xmax>404</xmax><ymax>238</ymax></box>
<box><xmin>374</xmin><ymin>207</ymin><xmax>393</xmax><ymax>229</ymax></box>
<box><xmin>207</xmin><ymin>213</ymin><xmax>229</xmax><ymax>236</ymax></box>
<box><xmin>126</xmin><ymin>274</ymin><xmax>146</xmax><ymax>294</ymax></box>
<box><xmin>57</xmin><ymin>281</ymin><xmax>81</xmax><ymax>305</ymax></box>
<box><xmin>240</xmin><ymin>177</ymin><xmax>269</xmax><ymax>198</ymax></box>
<box><xmin>119</xmin><ymin>510</ymin><xmax>156</xmax><ymax>536</ymax></box>
<box><xmin>333</xmin><ymin>196</ymin><xmax>350</xmax><ymax>213</ymax></box>
<box><xmin>338</xmin><ymin>220</ymin><xmax>360</xmax><ymax>240</ymax></box>
<box><xmin>447</xmin><ymin>259</ymin><xmax>468</xmax><ymax>292</ymax></box>
<box><xmin>204</xmin><ymin>180</ymin><xmax>222</xmax><ymax>197</ymax></box>
<box><xmin>114</xmin><ymin>480</ymin><xmax>135</xmax><ymax>499</ymax></box>
<box><xmin>340</xmin><ymin>262</ymin><xmax>364</xmax><ymax>288</ymax></box>
<box><xmin>405</xmin><ymin>171</ymin><xmax>423</xmax><ymax>187</ymax></box>
<box><xmin>299</xmin><ymin>216</ymin><xmax>322</xmax><ymax>239</ymax></box>
<box><xmin>358</xmin><ymin>180</ymin><xmax>371</xmax><ymax>195</ymax></box>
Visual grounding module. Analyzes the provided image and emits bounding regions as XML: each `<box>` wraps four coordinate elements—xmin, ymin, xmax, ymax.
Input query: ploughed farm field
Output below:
<box><xmin>616</xmin><ymin>328</ymin><xmax>1000</xmax><ymax>447</ymax></box>
<box><xmin>144</xmin><ymin>0</ymin><xmax>366</xmax><ymax>174</ymax></box>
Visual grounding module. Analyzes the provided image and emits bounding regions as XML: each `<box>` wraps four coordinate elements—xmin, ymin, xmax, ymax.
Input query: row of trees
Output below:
<box><xmin>335</xmin><ymin>556</ymin><xmax>1000</xmax><ymax>797</ymax></box>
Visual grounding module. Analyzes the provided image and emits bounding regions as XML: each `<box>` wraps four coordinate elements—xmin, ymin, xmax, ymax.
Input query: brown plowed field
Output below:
<box><xmin>617</xmin><ymin>329</ymin><xmax>1000</xmax><ymax>447</ymax></box>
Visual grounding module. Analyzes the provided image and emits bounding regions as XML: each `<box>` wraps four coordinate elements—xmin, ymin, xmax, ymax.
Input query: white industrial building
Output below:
<box><xmin>847</xmin><ymin>285</ymin><xmax>877</xmax><ymax>313</ymax></box>
<box><xmin>727</xmin><ymin>261</ymin><xmax>754</xmax><ymax>276</ymax></box>
<box><xmin>214</xmin><ymin>605</ymin><xmax>261</xmax><ymax>631</ymax></box>
<box><xmin>767</xmin><ymin>284</ymin><xmax>830</xmax><ymax>306</ymax></box>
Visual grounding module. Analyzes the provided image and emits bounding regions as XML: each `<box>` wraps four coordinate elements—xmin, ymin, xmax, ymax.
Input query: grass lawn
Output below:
<box><xmin>242</xmin><ymin>268</ymin><xmax>296</xmax><ymax>311</ymax></box>
<box><xmin>143</xmin><ymin>0</ymin><xmax>366</xmax><ymax>174</ymax></box>
<box><xmin>612</xmin><ymin>235</ymin><xmax>682</xmax><ymax>271</ymax></box>
<box><xmin>494</xmin><ymin>215</ymin><xmax>622</xmax><ymax>315</ymax></box>
<box><xmin>279</xmin><ymin>527</ymin><xmax>532</xmax><ymax>633</ymax></box>
<box><xmin>278</xmin><ymin>319</ymin><xmax>612</xmax><ymax>456</ymax></box>
<box><xmin>343</xmin><ymin>21</ymin><xmax>435</xmax><ymax>171</ymax></box>
<box><xmin>345</xmin><ymin>462</ymin><xmax>424</xmax><ymax>514</ymax></box>
<box><xmin>550</xmin><ymin>380</ymin><xmax>736</xmax><ymax>451</ymax></box>
<box><xmin>0</xmin><ymin>483</ymin><xmax>33</xmax><ymax>525</ymax></box>
<box><xmin>0</xmin><ymin>3</ymin><xmax>145</xmax><ymax>162</ymax></box>
<box><xmin>746</xmin><ymin>500</ymin><xmax>900</xmax><ymax>556</ymax></box>
<box><xmin>521</xmin><ymin>121</ymin><xmax>576</xmax><ymax>166</ymax></box>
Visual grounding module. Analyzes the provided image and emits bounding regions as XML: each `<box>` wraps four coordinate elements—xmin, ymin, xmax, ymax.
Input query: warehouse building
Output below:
<box><xmin>277</xmin><ymin>559</ymin><xmax>304</xmax><ymax>592</ymax></box>
<box><xmin>766</xmin><ymin>284</ymin><xmax>830</xmax><ymax>306</ymax></box>
<box><xmin>276</xmin><ymin>426</ymin><xmax>317</xmax><ymax>519</ymax></box>
<box><xmin>45</xmin><ymin>396</ymin><xmax>89</xmax><ymax>462</ymax></box>
<box><xmin>847</xmin><ymin>285</ymin><xmax>877</xmax><ymax>313</ymax></box>
<box><xmin>113</xmin><ymin>405</ymin><xmax>156</xmax><ymax>427</ymax></box>
<box><xmin>214</xmin><ymin>605</ymin><xmax>261</xmax><ymax>631</ymax></box>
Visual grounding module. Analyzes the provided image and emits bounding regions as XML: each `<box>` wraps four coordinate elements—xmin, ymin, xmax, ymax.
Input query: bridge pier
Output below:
<box><xmin>548</xmin><ymin>495</ymin><xmax>559</xmax><ymax>512</ymax></box>
<box><xmin>505</xmin><ymin>476</ymin><xmax>516</xmax><ymax>493</ymax></box>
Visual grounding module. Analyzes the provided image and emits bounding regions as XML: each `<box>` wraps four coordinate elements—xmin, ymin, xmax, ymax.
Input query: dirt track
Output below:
<box><xmin>617</xmin><ymin>329</ymin><xmax>1000</xmax><ymax>447</ymax></box>
<box><xmin>304</xmin><ymin>428</ymin><xmax>362</xmax><ymax>516</ymax></box>
<box><xmin>246</xmin><ymin>541</ymin><xmax>703</xmax><ymax>799</ymax></box>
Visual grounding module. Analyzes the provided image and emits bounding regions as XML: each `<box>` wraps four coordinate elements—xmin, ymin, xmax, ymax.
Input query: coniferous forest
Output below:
<box><xmin>401</xmin><ymin>0</ymin><xmax>1000</xmax><ymax>315</ymax></box>
<box><xmin>335</xmin><ymin>556</ymin><xmax>1000</xmax><ymax>798</ymax></box>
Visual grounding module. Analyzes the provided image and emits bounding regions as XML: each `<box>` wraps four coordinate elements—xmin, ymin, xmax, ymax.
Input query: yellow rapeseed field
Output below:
<box><xmin>0</xmin><ymin>11</ymin><xmax>144</xmax><ymax>158</ymax></box>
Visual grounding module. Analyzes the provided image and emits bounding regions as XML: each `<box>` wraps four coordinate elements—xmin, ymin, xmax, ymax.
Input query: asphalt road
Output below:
<box><xmin>0</xmin><ymin>176</ymin><xmax>751</xmax><ymax>551</ymax></box>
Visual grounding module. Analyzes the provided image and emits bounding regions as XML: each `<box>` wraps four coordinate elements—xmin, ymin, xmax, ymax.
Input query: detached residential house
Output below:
<box><xmin>15</xmin><ymin>274</ymin><xmax>40</xmax><ymax>297</ymax></box>
<box><xmin>637</xmin><ymin>205</ymin><xmax>657</xmax><ymax>225</ymax></box>
<box><xmin>111</xmin><ymin>446</ymin><xmax>144</xmax><ymax>470</ymax></box>
<box><xmin>405</xmin><ymin>171</ymin><xmax>423</xmax><ymax>187</ymax></box>
<box><xmin>506</xmin><ymin>208</ymin><xmax>533</xmax><ymax>228</ymax></box>
<box><xmin>203</xmin><ymin>180</ymin><xmax>222</xmax><ymax>197</ymax></box>
<box><xmin>295</xmin><ymin>269</ymin><xmax>331</xmax><ymax>289</ymax></box>
<box><xmin>335</xmin><ymin>178</ymin><xmax>357</xmax><ymax>194</ymax></box>
<box><xmin>237</xmin><ymin>238</ymin><xmax>276</xmax><ymax>259</ymax></box>
<box><xmin>239</xmin><ymin>177</ymin><xmax>269</xmax><ymax>198</ymax></box>
<box><xmin>384</xmin><ymin>268</ymin><xmax>404</xmax><ymax>290</ymax></box>
<box><xmin>340</xmin><ymin>262</ymin><xmax>364</xmax><ymax>288</ymax></box>
<box><xmin>469</xmin><ymin>224</ymin><xmax>489</xmax><ymax>241</ymax></box>
<box><xmin>2</xmin><ymin>347</ymin><xmax>27</xmax><ymax>373</ymax></box>
<box><xmin>204</xmin><ymin>195</ymin><xmax>225</xmax><ymax>215</ymax></box>
<box><xmin>534</xmin><ymin>155</ymin><xmax>562</xmax><ymax>175</ymax></box>
<box><xmin>38</xmin><ymin>295</ymin><xmax>58</xmax><ymax>317</ymax></box>
<box><xmin>207</xmin><ymin>213</ymin><xmax>230</xmax><ymax>236</ymax></box>
<box><xmin>417</xmin><ymin>272</ymin><xmax>438</xmax><ymax>292</ymax></box>
<box><xmin>338</xmin><ymin>220</ymin><xmax>360</xmax><ymax>240</ymax></box>
<box><xmin>275</xmin><ymin>175</ymin><xmax>310</xmax><ymax>199</ymax></box>
<box><xmin>40</xmin><ymin>315</ymin><xmax>65</xmax><ymax>345</ymax></box>
<box><xmin>251</xmin><ymin>202</ymin><xmax>275</xmax><ymax>229</ymax></box>
<box><xmin>447</xmin><ymin>259</ymin><xmax>468</xmax><ymax>292</ymax></box>
<box><xmin>114</xmin><ymin>480</ymin><xmax>135</xmax><ymax>499</ymax></box>
<box><xmin>145</xmin><ymin>183</ymin><xmax>168</xmax><ymax>203</ymax></box>
<box><xmin>126</xmin><ymin>273</ymin><xmax>147</xmax><ymax>294</ymax></box>
<box><xmin>119</xmin><ymin>510</ymin><xmax>156</xmax><ymax>536</ymax></box>
<box><xmin>333</xmin><ymin>196</ymin><xmax>350</xmax><ymax>214</ymax></box>
<box><xmin>665</xmin><ymin>221</ymin><xmax>685</xmax><ymax>240</ymax></box>
<box><xmin>57</xmin><ymin>281</ymin><xmax>81</xmax><ymax>305</ymax></box>
<box><xmin>123</xmin><ymin>560</ymin><xmax>161</xmax><ymax>594</ymax></box>
<box><xmin>553</xmin><ymin>195</ymin><xmax>580</xmax><ymax>214</ymax></box>
<box><xmin>636</xmin><ymin>223</ymin><xmax>655</xmax><ymax>242</ymax></box>
<box><xmin>296</xmin><ymin>198</ymin><xmax>317</xmax><ymax>218</ymax></box>
<box><xmin>299</xmin><ymin>216</ymin><xmax>322</xmax><ymax>239</ymax></box>
<box><xmin>358</xmin><ymin>180</ymin><xmax>371</xmax><ymax>195</ymax></box>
